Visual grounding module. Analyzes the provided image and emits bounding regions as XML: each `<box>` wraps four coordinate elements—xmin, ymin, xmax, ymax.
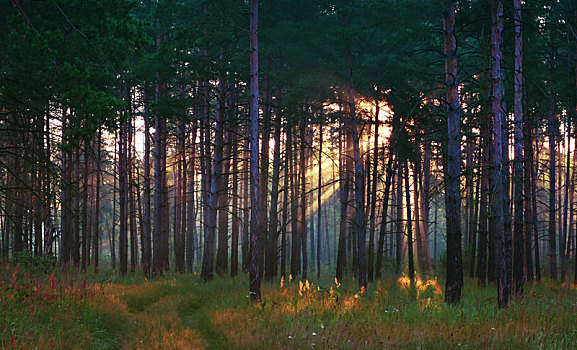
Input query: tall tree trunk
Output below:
<box><xmin>129</xmin><ymin>115</ymin><xmax>138</xmax><ymax>273</ymax></box>
<box><xmin>444</xmin><ymin>0</ymin><xmax>463</xmax><ymax>304</ymax></box>
<box><xmin>368</xmin><ymin>102</ymin><xmax>380</xmax><ymax>281</ymax></box>
<box><xmin>93</xmin><ymin>129</ymin><xmax>101</xmax><ymax>272</ymax></box>
<box><xmin>202</xmin><ymin>77</ymin><xmax>223</xmax><ymax>280</ymax></box>
<box><xmin>81</xmin><ymin>140</ymin><xmax>90</xmax><ymax>271</ymax></box>
<box><xmin>548</xmin><ymin>63</ymin><xmax>558</xmax><ymax>280</ymax></box>
<box><xmin>119</xmin><ymin>88</ymin><xmax>128</xmax><ymax>276</ymax></box>
<box><xmin>317</xmin><ymin>122</ymin><xmax>323</xmax><ymax>279</ymax></box>
<box><xmin>231</xmin><ymin>133</ymin><xmax>240</xmax><ymax>277</ymax></box>
<box><xmin>300</xmin><ymin>120</ymin><xmax>308</xmax><ymax>281</ymax></box>
<box><xmin>345</xmin><ymin>10</ymin><xmax>366</xmax><ymax>290</ymax></box>
<box><xmin>375</xmin><ymin>152</ymin><xmax>395</xmax><ymax>279</ymax></box>
<box><xmin>491</xmin><ymin>0</ymin><xmax>510</xmax><ymax>307</ymax></box>
<box><xmin>187</xmin><ymin>123</ymin><xmax>197</xmax><ymax>273</ymax></box>
<box><xmin>110</xmin><ymin>130</ymin><xmax>117</xmax><ymax>270</ymax></box>
<box><xmin>60</xmin><ymin>108</ymin><xmax>73</xmax><ymax>267</ymax></box>
<box><xmin>142</xmin><ymin>101</ymin><xmax>152</xmax><ymax>277</ymax></box>
<box><xmin>290</xmin><ymin>127</ymin><xmax>301</xmax><ymax>278</ymax></box>
<box><xmin>532</xmin><ymin>129</ymin><xmax>541</xmax><ymax>281</ymax></box>
<box><xmin>153</xmin><ymin>78</ymin><xmax>169</xmax><ymax>276</ymax></box>
<box><xmin>249</xmin><ymin>0</ymin><xmax>262</xmax><ymax>301</ymax></box>
<box><xmin>242</xmin><ymin>132</ymin><xmax>250</xmax><ymax>272</ymax></box>
<box><xmin>336</xmin><ymin>121</ymin><xmax>348</xmax><ymax>282</ymax></box>
<box><xmin>396</xmin><ymin>162</ymin><xmax>403</xmax><ymax>274</ymax></box>
<box><xmin>260</xmin><ymin>87</ymin><xmax>271</xmax><ymax>275</ymax></box>
<box><xmin>281</xmin><ymin>128</ymin><xmax>290</xmax><ymax>278</ymax></box>
<box><xmin>513</xmin><ymin>0</ymin><xmax>524</xmax><ymax>295</ymax></box>
<box><xmin>420</xmin><ymin>136</ymin><xmax>432</xmax><ymax>271</ymax></box>
<box><xmin>470</xmin><ymin>172</ymin><xmax>480</xmax><ymax>278</ymax></box>
<box><xmin>216</xmin><ymin>75</ymin><xmax>229</xmax><ymax>276</ymax></box>
<box><xmin>266</xmin><ymin>95</ymin><xmax>282</xmax><ymax>280</ymax></box>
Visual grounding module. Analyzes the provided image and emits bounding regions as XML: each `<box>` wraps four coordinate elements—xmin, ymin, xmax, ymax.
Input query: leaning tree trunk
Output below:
<box><xmin>444</xmin><ymin>0</ymin><xmax>463</xmax><ymax>304</ymax></box>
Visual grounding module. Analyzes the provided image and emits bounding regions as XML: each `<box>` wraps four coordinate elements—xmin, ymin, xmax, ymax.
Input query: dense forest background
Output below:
<box><xmin>2</xmin><ymin>0</ymin><xmax>577</xmax><ymax>308</ymax></box>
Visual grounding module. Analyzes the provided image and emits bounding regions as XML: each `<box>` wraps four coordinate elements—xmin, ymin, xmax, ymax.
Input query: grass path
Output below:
<box><xmin>3</xmin><ymin>262</ymin><xmax>577</xmax><ymax>349</ymax></box>
<box><xmin>103</xmin><ymin>273</ymin><xmax>577</xmax><ymax>349</ymax></box>
<box><xmin>106</xmin><ymin>275</ymin><xmax>244</xmax><ymax>349</ymax></box>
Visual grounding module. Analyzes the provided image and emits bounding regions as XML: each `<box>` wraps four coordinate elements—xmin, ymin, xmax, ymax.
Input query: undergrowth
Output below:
<box><xmin>1</xmin><ymin>259</ymin><xmax>577</xmax><ymax>349</ymax></box>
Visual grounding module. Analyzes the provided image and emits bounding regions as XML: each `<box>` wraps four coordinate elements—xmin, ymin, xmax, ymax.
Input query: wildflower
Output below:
<box><xmin>280</xmin><ymin>275</ymin><xmax>285</xmax><ymax>288</ymax></box>
<box><xmin>312</xmin><ymin>332</ymin><xmax>317</xmax><ymax>336</ymax></box>
<box><xmin>289</xmin><ymin>274</ymin><xmax>293</xmax><ymax>281</ymax></box>
<box><xmin>334</xmin><ymin>277</ymin><xmax>341</xmax><ymax>288</ymax></box>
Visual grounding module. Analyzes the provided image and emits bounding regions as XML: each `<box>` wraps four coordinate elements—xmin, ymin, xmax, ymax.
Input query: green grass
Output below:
<box><xmin>2</xmin><ymin>262</ymin><xmax>577</xmax><ymax>349</ymax></box>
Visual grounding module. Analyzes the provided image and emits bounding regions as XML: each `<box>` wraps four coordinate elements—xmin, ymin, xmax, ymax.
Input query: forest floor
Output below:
<box><xmin>2</xmin><ymin>259</ymin><xmax>577</xmax><ymax>349</ymax></box>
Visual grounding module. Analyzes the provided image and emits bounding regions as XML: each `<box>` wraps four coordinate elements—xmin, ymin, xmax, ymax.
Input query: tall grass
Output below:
<box><xmin>2</xmin><ymin>260</ymin><xmax>577</xmax><ymax>349</ymax></box>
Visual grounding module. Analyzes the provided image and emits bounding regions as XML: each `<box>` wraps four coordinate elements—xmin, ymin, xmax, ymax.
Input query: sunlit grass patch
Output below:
<box><xmin>3</xmin><ymin>261</ymin><xmax>577</xmax><ymax>349</ymax></box>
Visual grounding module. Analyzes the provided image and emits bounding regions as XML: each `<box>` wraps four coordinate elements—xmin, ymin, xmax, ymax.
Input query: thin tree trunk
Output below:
<box><xmin>216</xmin><ymin>75</ymin><xmax>228</xmax><ymax>276</ymax></box>
<box><xmin>375</xmin><ymin>151</ymin><xmax>395</xmax><ymax>279</ymax></box>
<box><xmin>187</xmin><ymin>123</ymin><xmax>197</xmax><ymax>273</ymax></box>
<box><xmin>266</xmin><ymin>96</ymin><xmax>282</xmax><ymax>280</ymax></box>
<box><xmin>249</xmin><ymin>0</ymin><xmax>262</xmax><ymax>301</ymax></box>
<box><xmin>93</xmin><ymin>129</ymin><xmax>101</xmax><ymax>272</ymax></box>
<box><xmin>405</xmin><ymin>162</ymin><xmax>415</xmax><ymax>280</ymax></box>
<box><xmin>231</xmin><ymin>133</ymin><xmax>240</xmax><ymax>277</ymax></box>
<box><xmin>513</xmin><ymin>0</ymin><xmax>524</xmax><ymax>294</ymax></box>
<box><xmin>81</xmin><ymin>141</ymin><xmax>90</xmax><ymax>271</ymax></box>
<box><xmin>396</xmin><ymin>161</ymin><xmax>403</xmax><ymax>275</ymax></box>
<box><xmin>368</xmin><ymin>102</ymin><xmax>379</xmax><ymax>282</ymax></box>
<box><xmin>548</xmin><ymin>63</ymin><xmax>558</xmax><ymax>280</ymax></box>
<box><xmin>281</xmin><ymin>128</ymin><xmax>289</xmax><ymax>277</ymax></box>
<box><xmin>336</xmin><ymin>121</ymin><xmax>348</xmax><ymax>282</ymax></box>
<box><xmin>300</xmin><ymin>120</ymin><xmax>308</xmax><ymax>281</ymax></box>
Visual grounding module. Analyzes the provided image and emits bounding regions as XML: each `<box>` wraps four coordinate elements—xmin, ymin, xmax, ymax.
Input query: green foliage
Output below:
<box><xmin>11</xmin><ymin>251</ymin><xmax>56</xmax><ymax>275</ymax></box>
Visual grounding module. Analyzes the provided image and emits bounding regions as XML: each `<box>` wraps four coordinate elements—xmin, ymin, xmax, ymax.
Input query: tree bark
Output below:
<box><xmin>367</xmin><ymin>102</ymin><xmax>379</xmax><ymax>282</ymax></box>
<box><xmin>249</xmin><ymin>0</ymin><xmax>262</xmax><ymax>301</ymax></box>
<box><xmin>491</xmin><ymin>0</ymin><xmax>510</xmax><ymax>307</ymax></box>
<box><xmin>548</xmin><ymin>63</ymin><xmax>558</xmax><ymax>280</ymax></box>
<box><xmin>513</xmin><ymin>0</ymin><xmax>524</xmax><ymax>295</ymax></box>
<box><xmin>405</xmin><ymin>162</ymin><xmax>415</xmax><ymax>280</ymax></box>
<box><xmin>444</xmin><ymin>0</ymin><xmax>463</xmax><ymax>304</ymax></box>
